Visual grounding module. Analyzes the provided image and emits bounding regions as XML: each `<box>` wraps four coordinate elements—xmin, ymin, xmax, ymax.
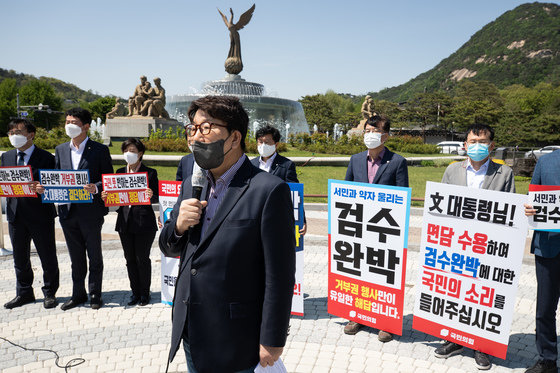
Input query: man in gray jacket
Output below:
<box><xmin>435</xmin><ymin>123</ymin><xmax>515</xmax><ymax>370</ymax></box>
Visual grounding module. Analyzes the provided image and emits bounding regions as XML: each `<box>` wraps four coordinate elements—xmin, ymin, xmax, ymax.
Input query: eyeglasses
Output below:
<box><xmin>185</xmin><ymin>122</ymin><xmax>228</xmax><ymax>136</ymax></box>
<box><xmin>363</xmin><ymin>129</ymin><xmax>384</xmax><ymax>134</ymax></box>
<box><xmin>466</xmin><ymin>140</ymin><xmax>491</xmax><ymax>145</ymax></box>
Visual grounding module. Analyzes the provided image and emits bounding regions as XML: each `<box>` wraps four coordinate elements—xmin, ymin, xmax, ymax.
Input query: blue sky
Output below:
<box><xmin>1</xmin><ymin>1</ymin><xmax>556</xmax><ymax>101</ymax></box>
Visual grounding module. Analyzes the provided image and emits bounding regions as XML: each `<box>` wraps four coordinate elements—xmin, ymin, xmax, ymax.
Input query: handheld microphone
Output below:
<box><xmin>191</xmin><ymin>161</ymin><xmax>205</xmax><ymax>200</ymax></box>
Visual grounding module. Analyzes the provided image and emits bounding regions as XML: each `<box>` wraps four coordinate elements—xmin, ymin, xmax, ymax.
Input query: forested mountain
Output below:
<box><xmin>0</xmin><ymin>68</ymin><xmax>101</xmax><ymax>103</ymax></box>
<box><xmin>371</xmin><ymin>2</ymin><xmax>560</xmax><ymax>102</ymax></box>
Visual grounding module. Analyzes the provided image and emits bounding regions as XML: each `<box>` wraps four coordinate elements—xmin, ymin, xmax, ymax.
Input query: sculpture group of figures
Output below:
<box><xmin>127</xmin><ymin>76</ymin><xmax>169</xmax><ymax>118</ymax></box>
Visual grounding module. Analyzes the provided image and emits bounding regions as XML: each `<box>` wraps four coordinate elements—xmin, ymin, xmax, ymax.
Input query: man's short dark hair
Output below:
<box><xmin>255</xmin><ymin>125</ymin><xmax>280</xmax><ymax>143</ymax></box>
<box><xmin>8</xmin><ymin>118</ymin><xmax>36</xmax><ymax>133</ymax></box>
<box><xmin>66</xmin><ymin>107</ymin><xmax>92</xmax><ymax>126</ymax></box>
<box><xmin>466</xmin><ymin>123</ymin><xmax>494</xmax><ymax>141</ymax></box>
<box><xmin>187</xmin><ymin>96</ymin><xmax>249</xmax><ymax>151</ymax></box>
<box><xmin>365</xmin><ymin>115</ymin><xmax>390</xmax><ymax>133</ymax></box>
<box><xmin>121</xmin><ymin>137</ymin><xmax>146</xmax><ymax>160</ymax></box>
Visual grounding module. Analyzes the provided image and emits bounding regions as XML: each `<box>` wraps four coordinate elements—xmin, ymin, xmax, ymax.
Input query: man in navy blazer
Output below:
<box><xmin>343</xmin><ymin>115</ymin><xmax>409</xmax><ymax>341</ymax></box>
<box><xmin>39</xmin><ymin>108</ymin><xmax>113</xmax><ymax>311</ymax></box>
<box><xmin>2</xmin><ymin>119</ymin><xmax>59</xmax><ymax>310</ymax></box>
<box><xmin>525</xmin><ymin>149</ymin><xmax>560</xmax><ymax>373</ymax></box>
<box><xmin>176</xmin><ymin>153</ymin><xmax>194</xmax><ymax>181</ymax></box>
<box><xmin>251</xmin><ymin>125</ymin><xmax>306</xmax><ymax>235</ymax></box>
<box><xmin>159</xmin><ymin>96</ymin><xmax>295</xmax><ymax>373</ymax></box>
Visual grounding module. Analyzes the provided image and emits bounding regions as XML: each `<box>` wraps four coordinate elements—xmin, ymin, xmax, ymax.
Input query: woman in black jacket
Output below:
<box><xmin>103</xmin><ymin>138</ymin><xmax>158</xmax><ymax>306</ymax></box>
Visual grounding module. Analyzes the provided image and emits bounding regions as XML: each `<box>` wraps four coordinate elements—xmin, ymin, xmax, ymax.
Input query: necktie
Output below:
<box><xmin>17</xmin><ymin>152</ymin><xmax>25</xmax><ymax>166</ymax></box>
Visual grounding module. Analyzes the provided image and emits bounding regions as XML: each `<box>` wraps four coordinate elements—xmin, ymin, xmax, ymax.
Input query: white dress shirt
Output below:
<box><xmin>466</xmin><ymin>158</ymin><xmax>490</xmax><ymax>189</ymax></box>
<box><xmin>258</xmin><ymin>152</ymin><xmax>277</xmax><ymax>172</ymax></box>
<box><xmin>69</xmin><ymin>136</ymin><xmax>88</xmax><ymax>170</ymax></box>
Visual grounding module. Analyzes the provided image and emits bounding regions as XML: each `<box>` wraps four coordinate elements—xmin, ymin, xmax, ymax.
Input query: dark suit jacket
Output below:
<box><xmin>250</xmin><ymin>153</ymin><xmax>299</xmax><ymax>183</ymax></box>
<box><xmin>1</xmin><ymin>147</ymin><xmax>56</xmax><ymax>223</ymax></box>
<box><xmin>159</xmin><ymin>157</ymin><xmax>295</xmax><ymax>372</ymax></box>
<box><xmin>345</xmin><ymin>148</ymin><xmax>409</xmax><ymax>187</ymax></box>
<box><xmin>530</xmin><ymin>150</ymin><xmax>560</xmax><ymax>258</ymax></box>
<box><xmin>54</xmin><ymin>138</ymin><xmax>113</xmax><ymax>220</ymax></box>
<box><xmin>176</xmin><ymin>153</ymin><xmax>194</xmax><ymax>181</ymax></box>
<box><xmin>115</xmin><ymin>163</ymin><xmax>159</xmax><ymax>234</ymax></box>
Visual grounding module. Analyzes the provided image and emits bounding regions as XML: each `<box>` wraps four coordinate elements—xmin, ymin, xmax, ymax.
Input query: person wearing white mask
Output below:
<box><xmin>343</xmin><ymin>115</ymin><xmax>409</xmax><ymax>341</ymax></box>
<box><xmin>251</xmin><ymin>125</ymin><xmax>307</xmax><ymax>235</ymax></box>
<box><xmin>1</xmin><ymin>119</ymin><xmax>60</xmax><ymax>310</ymax></box>
<box><xmin>435</xmin><ymin>123</ymin><xmax>514</xmax><ymax>370</ymax></box>
<box><xmin>101</xmin><ymin>138</ymin><xmax>158</xmax><ymax>306</ymax></box>
<box><xmin>37</xmin><ymin>107</ymin><xmax>113</xmax><ymax>311</ymax></box>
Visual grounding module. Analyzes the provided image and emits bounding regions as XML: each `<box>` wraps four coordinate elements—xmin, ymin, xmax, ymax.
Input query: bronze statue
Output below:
<box><xmin>106</xmin><ymin>98</ymin><xmax>126</xmax><ymax>120</ymax></box>
<box><xmin>218</xmin><ymin>4</ymin><xmax>255</xmax><ymax>75</ymax></box>
<box><xmin>361</xmin><ymin>95</ymin><xmax>377</xmax><ymax>120</ymax></box>
<box><xmin>148</xmin><ymin>77</ymin><xmax>169</xmax><ymax>118</ymax></box>
<box><xmin>128</xmin><ymin>76</ymin><xmax>148</xmax><ymax>116</ymax></box>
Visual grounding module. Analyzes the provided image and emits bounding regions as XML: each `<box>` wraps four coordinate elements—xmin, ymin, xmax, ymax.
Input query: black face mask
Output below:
<box><xmin>192</xmin><ymin>134</ymin><xmax>232</xmax><ymax>170</ymax></box>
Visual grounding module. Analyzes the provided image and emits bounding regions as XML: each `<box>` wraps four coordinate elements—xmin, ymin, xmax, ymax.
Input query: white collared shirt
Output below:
<box><xmin>69</xmin><ymin>136</ymin><xmax>88</xmax><ymax>170</ymax></box>
<box><xmin>466</xmin><ymin>158</ymin><xmax>490</xmax><ymax>189</ymax></box>
<box><xmin>17</xmin><ymin>144</ymin><xmax>35</xmax><ymax>165</ymax></box>
<box><xmin>258</xmin><ymin>152</ymin><xmax>277</xmax><ymax>173</ymax></box>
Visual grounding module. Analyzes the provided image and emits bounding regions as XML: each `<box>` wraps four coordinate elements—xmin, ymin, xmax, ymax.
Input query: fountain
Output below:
<box><xmin>166</xmin><ymin>4</ymin><xmax>309</xmax><ymax>141</ymax></box>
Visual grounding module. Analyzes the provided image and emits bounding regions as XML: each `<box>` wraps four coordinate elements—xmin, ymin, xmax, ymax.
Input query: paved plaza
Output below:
<box><xmin>0</xmin><ymin>206</ymin><xmax>551</xmax><ymax>372</ymax></box>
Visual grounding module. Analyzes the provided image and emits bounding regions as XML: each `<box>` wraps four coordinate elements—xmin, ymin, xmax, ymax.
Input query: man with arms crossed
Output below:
<box><xmin>160</xmin><ymin>96</ymin><xmax>295</xmax><ymax>372</ymax></box>
<box><xmin>344</xmin><ymin>114</ymin><xmax>409</xmax><ymax>342</ymax></box>
<box><xmin>434</xmin><ymin>123</ymin><xmax>515</xmax><ymax>370</ymax></box>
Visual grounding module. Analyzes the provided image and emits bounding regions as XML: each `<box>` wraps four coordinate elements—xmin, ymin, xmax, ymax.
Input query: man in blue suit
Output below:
<box><xmin>251</xmin><ymin>125</ymin><xmax>306</xmax><ymax>235</ymax></box>
<box><xmin>525</xmin><ymin>149</ymin><xmax>560</xmax><ymax>373</ymax></box>
<box><xmin>159</xmin><ymin>96</ymin><xmax>295</xmax><ymax>372</ymax></box>
<box><xmin>343</xmin><ymin>115</ymin><xmax>409</xmax><ymax>341</ymax></box>
<box><xmin>39</xmin><ymin>107</ymin><xmax>113</xmax><ymax>311</ymax></box>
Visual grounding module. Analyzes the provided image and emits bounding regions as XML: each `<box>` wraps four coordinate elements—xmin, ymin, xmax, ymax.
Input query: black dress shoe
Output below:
<box><xmin>60</xmin><ymin>296</ymin><xmax>87</xmax><ymax>311</ymax></box>
<box><xmin>4</xmin><ymin>294</ymin><xmax>35</xmax><ymax>309</ymax></box>
<box><xmin>43</xmin><ymin>296</ymin><xmax>58</xmax><ymax>309</ymax></box>
<box><xmin>139</xmin><ymin>296</ymin><xmax>150</xmax><ymax>306</ymax></box>
<box><xmin>90</xmin><ymin>294</ymin><xmax>103</xmax><ymax>310</ymax></box>
<box><xmin>127</xmin><ymin>295</ymin><xmax>140</xmax><ymax>306</ymax></box>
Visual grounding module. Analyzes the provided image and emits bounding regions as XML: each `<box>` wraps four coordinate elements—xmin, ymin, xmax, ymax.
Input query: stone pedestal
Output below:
<box><xmin>106</xmin><ymin>116</ymin><xmax>183</xmax><ymax>140</ymax></box>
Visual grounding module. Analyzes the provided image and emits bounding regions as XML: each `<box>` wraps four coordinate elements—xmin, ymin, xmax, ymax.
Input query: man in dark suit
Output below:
<box><xmin>343</xmin><ymin>115</ymin><xmax>409</xmax><ymax>341</ymax></box>
<box><xmin>251</xmin><ymin>124</ymin><xmax>306</xmax><ymax>235</ymax></box>
<box><xmin>159</xmin><ymin>96</ymin><xmax>295</xmax><ymax>373</ymax></box>
<box><xmin>39</xmin><ymin>107</ymin><xmax>113</xmax><ymax>311</ymax></box>
<box><xmin>524</xmin><ymin>149</ymin><xmax>560</xmax><ymax>373</ymax></box>
<box><xmin>2</xmin><ymin>119</ymin><xmax>59</xmax><ymax>309</ymax></box>
<box><xmin>176</xmin><ymin>153</ymin><xmax>194</xmax><ymax>182</ymax></box>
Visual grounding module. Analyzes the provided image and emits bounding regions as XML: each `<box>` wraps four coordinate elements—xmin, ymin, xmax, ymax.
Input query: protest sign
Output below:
<box><xmin>328</xmin><ymin>180</ymin><xmax>411</xmax><ymax>335</ymax></box>
<box><xmin>0</xmin><ymin>166</ymin><xmax>36</xmax><ymax>197</ymax></box>
<box><xmin>159</xmin><ymin>180</ymin><xmax>182</xmax><ymax>305</ymax></box>
<box><xmin>102</xmin><ymin>172</ymin><xmax>150</xmax><ymax>207</ymax></box>
<box><xmin>412</xmin><ymin>181</ymin><xmax>528</xmax><ymax>359</ymax></box>
<box><xmin>528</xmin><ymin>184</ymin><xmax>560</xmax><ymax>232</ymax></box>
<box><xmin>288</xmin><ymin>182</ymin><xmax>305</xmax><ymax>316</ymax></box>
<box><xmin>39</xmin><ymin>169</ymin><xmax>92</xmax><ymax>203</ymax></box>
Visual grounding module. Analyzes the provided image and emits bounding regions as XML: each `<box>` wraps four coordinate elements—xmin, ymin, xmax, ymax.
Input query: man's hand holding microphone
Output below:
<box><xmin>175</xmin><ymin>162</ymin><xmax>207</xmax><ymax>236</ymax></box>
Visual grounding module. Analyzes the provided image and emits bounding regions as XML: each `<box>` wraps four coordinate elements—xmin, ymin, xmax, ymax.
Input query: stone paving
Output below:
<box><xmin>0</xmin><ymin>208</ymin><xmax>553</xmax><ymax>372</ymax></box>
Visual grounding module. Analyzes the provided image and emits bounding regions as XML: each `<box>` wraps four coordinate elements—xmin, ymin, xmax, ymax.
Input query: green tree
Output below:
<box><xmin>18</xmin><ymin>80</ymin><xmax>64</xmax><ymax>129</ymax></box>
<box><xmin>300</xmin><ymin>94</ymin><xmax>336</xmax><ymax>132</ymax></box>
<box><xmin>448</xmin><ymin>81</ymin><xmax>504</xmax><ymax>131</ymax></box>
<box><xmin>85</xmin><ymin>96</ymin><xmax>117</xmax><ymax>122</ymax></box>
<box><xmin>0</xmin><ymin>78</ymin><xmax>18</xmax><ymax>134</ymax></box>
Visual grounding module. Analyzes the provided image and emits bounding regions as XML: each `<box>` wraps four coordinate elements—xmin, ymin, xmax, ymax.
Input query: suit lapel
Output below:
<box><xmin>372</xmin><ymin>148</ymin><xmax>391</xmax><ymax>184</ymax></box>
<box><xmin>78</xmin><ymin>139</ymin><xmax>91</xmax><ymax>170</ymax></box>
<box><xmin>196</xmin><ymin>159</ymin><xmax>252</xmax><ymax>250</ymax></box>
<box><xmin>457</xmin><ymin>160</ymin><xmax>468</xmax><ymax>186</ymax></box>
<box><xmin>62</xmin><ymin>142</ymin><xmax>72</xmax><ymax>169</ymax></box>
<box><xmin>481</xmin><ymin>160</ymin><xmax>498</xmax><ymax>190</ymax></box>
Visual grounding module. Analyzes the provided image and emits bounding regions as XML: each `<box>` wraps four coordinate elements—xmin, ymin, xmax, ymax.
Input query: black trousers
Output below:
<box><xmin>8</xmin><ymin>214</ymin><xmax>59</xmax><ymax>297</ymax></box>
<box><xmin>119</xmin><ymin>231</ymin><xmax>156</xmax><ymax>297</ymax></box>
<box><xmin>60</xmin><ymin>213</ymin><xmax>104</xmax><ymax>299</ymax></box>
<box><xmin>535</xmin><ymin>253</ymin><xmax>560</xmax><ymax>361</ymax></box>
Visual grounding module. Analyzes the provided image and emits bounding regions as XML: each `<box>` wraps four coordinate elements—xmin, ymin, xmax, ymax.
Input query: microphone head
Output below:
<box><xmin>192</xmin><ymin>161</ymin><xmax>206</xmax><ymax>188</ymax></box>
